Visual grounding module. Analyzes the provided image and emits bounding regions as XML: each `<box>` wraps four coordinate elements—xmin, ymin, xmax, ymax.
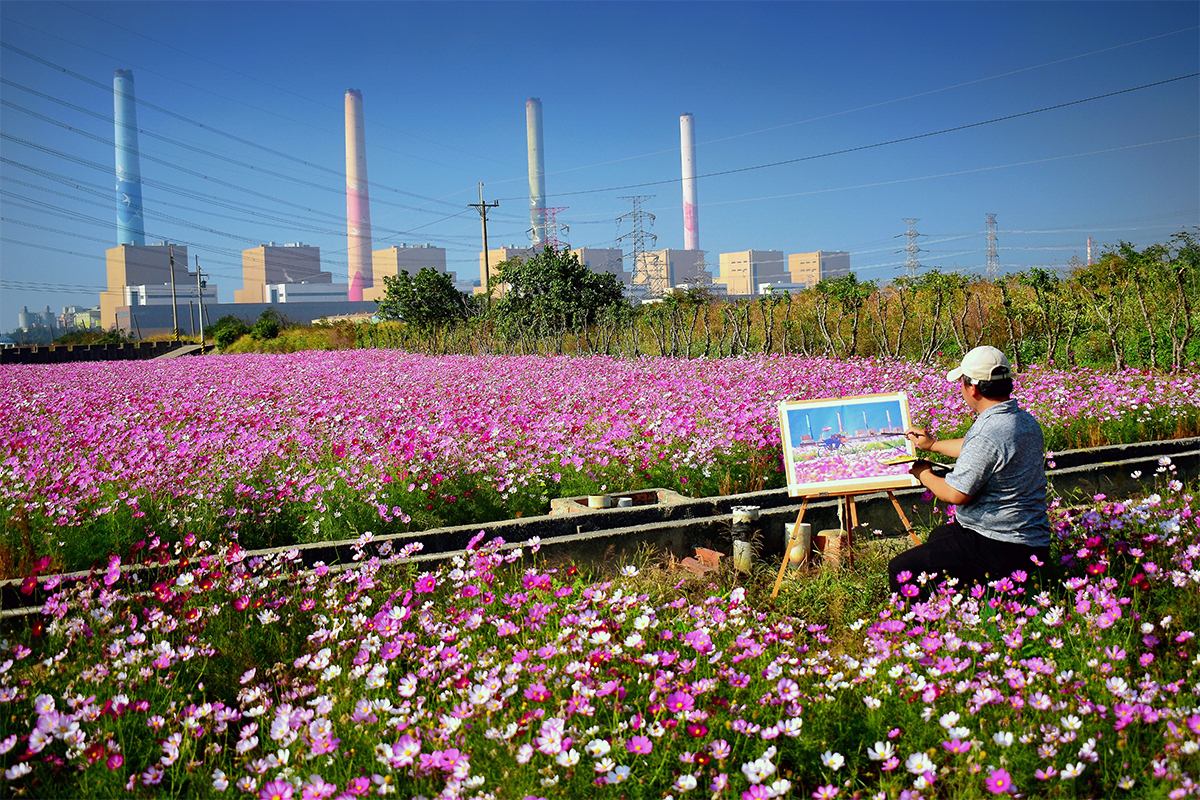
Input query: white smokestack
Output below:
<box><xmin>527</xmin><ymin>98</ymin><xmax>547</xmax><ymax>247</ymax></box>
<box><xmin>680</xmin><ymin>113</ymin><xmax>699</xmax><ymax>251</ymax></box>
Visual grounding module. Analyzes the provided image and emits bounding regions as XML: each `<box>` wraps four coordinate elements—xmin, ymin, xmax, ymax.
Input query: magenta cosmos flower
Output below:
<box><xmin>985</xmin><ymin>767</ymin><xmax>1014</xmax><ymax>794</ymax></box>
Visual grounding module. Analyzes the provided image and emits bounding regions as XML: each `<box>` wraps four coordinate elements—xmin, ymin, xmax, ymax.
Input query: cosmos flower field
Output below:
<box><xmin>1</xmin><ymin>352</ymin><xmax>1196</xmax><ymax>568</ymax></box>
<box><xmin>0</xmin><ymin>476</ymin><xmax>1197</xmax><ymax>798</ymax></box>
<box><xmin>0</xmin><ymin>352</ymin><xmax>1199</xmax><ymax>797</ymax></box>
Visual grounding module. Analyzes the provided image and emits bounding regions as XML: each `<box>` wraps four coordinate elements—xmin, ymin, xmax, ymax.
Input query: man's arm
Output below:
<box><xmin>905</xmin><ymin>427</ymin><xmax>963</xmax><ymax>459</ymax></box>
<box><xmin>910</xmin><ymin>460</ymin><xmax>973</xmax><ymax>506</ymax></box>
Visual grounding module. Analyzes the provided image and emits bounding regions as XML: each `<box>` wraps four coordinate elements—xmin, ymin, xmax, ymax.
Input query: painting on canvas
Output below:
<box><xmin>777</xmin><ymin>392</ymin><xmax>921</xmax><ymax>497</ymax></box>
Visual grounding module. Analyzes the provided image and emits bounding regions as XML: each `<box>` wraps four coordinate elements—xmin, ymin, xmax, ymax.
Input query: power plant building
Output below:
<box><xmin>235</xmin><ymin>243</ymin><xmax>333</xmax><ymax>304</ymax></box>
<box><xmin>788</xmin><ymin>250</ymin><xmax>852</xmax><ymax>288</ymax></box>
<box><xmin>475</xmin><ymin>245</ymin><xmax>543</xmax><ymax>297</ymax></box>
<box><xmin>101</xmin><ymin>243</ymin><xmax>206</xmax><ymax>330</ymax></box>
<box><xmin>716</xmin><ymin>250</ymin><xmax>788</xmax><ymax>296</ymax></box>
<box><xmin>364</xmin><ymin>244</ymin><xmax>460</xmax><ymax>302</ymax></box>
<box><xmin>634</xmin><ymin>249</ymin><xmax>713</xmax><ymax>296</ymax></box>
<box><xmin>572</xmin><ymin>248</ymin><xmax>629</xmax><ymax>287</ymax></box>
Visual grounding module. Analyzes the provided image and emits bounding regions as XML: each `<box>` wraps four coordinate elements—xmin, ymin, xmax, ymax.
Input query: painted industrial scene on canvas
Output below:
<box><xmin>778</xmin><ymin>392</ymin><xmax>921</xmax><ymax>497</ymax></box>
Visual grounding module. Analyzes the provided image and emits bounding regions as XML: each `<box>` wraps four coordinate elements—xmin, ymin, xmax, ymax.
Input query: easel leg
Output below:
<box><xmin>887</xmin><ymin>491</ymin><xmax>922</xmax><ymax>546</ymax></box>
<box><xmin>771</xmin><ymin>498</ymin><xmax>808</xmax><ymax>599</ymax></box>
<box><xmin>846</xmin><ymin>494</ymin><xmax>858</xmax><ymax>567</ymax></box>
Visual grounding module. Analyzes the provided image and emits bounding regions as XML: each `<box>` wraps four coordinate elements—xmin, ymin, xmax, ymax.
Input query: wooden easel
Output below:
<box><xmin>770</xmin><ymin>490</ymin><xmax>922</xmax><ymax>598</ymax></box>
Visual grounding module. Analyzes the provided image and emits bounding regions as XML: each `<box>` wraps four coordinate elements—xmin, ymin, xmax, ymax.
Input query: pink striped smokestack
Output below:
<box><xmin>345</xmin><ymin>89</ymin><xmax>373</xmax><ymax>301</ymax></box>
<box><xmin>680</xmin><ymin>113</ymin><xmax>699</xmax><ymax>251</ymax></box>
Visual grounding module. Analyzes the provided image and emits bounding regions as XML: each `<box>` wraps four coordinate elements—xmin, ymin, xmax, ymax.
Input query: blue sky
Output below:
<box><xmin>1</xmin><ymin>1</ymin><xmax>1197</xmax><ymax>330</ymax></box>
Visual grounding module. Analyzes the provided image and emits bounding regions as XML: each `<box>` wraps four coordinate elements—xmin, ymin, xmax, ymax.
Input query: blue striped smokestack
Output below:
<box><xmin>114</xmin><ymin>69</ymin><xmax>145</xmax><ymax>246</ymax></box>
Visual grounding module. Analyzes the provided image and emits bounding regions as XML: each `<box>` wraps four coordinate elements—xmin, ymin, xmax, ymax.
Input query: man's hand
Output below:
<box><xmin>905</xmin><ymin>427</ymin><xmax>936</xmax><ymax>452</ymax></box>
<box><xmin>909</xmin><ymin>459</ymin><xmax>933</xmax><ymax>481</ymax></box>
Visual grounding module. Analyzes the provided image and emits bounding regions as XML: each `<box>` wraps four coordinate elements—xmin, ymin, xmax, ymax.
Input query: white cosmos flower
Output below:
<box><xmin>820</xmin><ymin>751</ymin><xmax>844</xmax><ymax>771</ymax></box>
<box><xmin>906</xmin><ymin>752</ymin><xmax>935</xmax><ymax>775</ymax></box>
<box><xmin>867</xmin><ymin>741</ymin><xmax>895</xmax><ymax>761</ymax></box>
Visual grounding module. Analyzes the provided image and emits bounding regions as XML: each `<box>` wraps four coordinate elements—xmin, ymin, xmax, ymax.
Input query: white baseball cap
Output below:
<box><xmin>947</xmin><ymin>345</ymin><xmax>1012</xmax><ymax>383</ymax></box>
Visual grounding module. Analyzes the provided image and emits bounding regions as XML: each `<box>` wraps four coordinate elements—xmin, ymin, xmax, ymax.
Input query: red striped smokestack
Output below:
<box><xmin>345</xmin><ymin>89</ymin><xmax>372</xmax><ymax>301</ymax></box>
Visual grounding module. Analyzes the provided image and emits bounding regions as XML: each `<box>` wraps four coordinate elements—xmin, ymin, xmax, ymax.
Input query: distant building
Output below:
<box><xmin>261</xmin><ymin>283</ymin><xmax>351</xmax><ymax>304</ymax></box>
<box><xmin>715</xmin><ymin>250</ymin><xmax>788</xmax><ymax>296</ymax></box>
<box><xmin>364</xmin><ymin>244</ymin><xmax>455</xmax><ymax>302</ymax></box>
<box><xmin>102</xmin><ymin>243</ymin><xmax>205</xmax><ymax>330</ymax></box>
<box><xmin>475</xmin><ymin>244</ymin><xmax>543</xmax><ymax>297</ymax></box>
<box><xmin>59</xmin><ymin>305</ymin><xmax>102</xmax><ymax>331</ymax></box>
<box><xmin>15</xmin><ymin>305</ymin><xmax>57</xmax><ymax>332</ymax></box>
<box><xmin>633</xmin><ymin>249</ymin><xmax>713</xmax><ymax>296</ymax></box>
<box><xmin>788</xmin><ymin>250</ymin><xmax>851</xmax><ymax>288</ymax></box>
<box><xmin>235</xmin><ymin>243</ymin><xmax>328</xmax><ymax>304</ymax></box>
<box><xmin>571</xmin><ymin>247</ymin><xmax>630</xmax><ymax>288</ymax></box>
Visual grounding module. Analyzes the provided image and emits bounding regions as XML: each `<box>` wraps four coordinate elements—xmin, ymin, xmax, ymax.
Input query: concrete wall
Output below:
<box><xmin>109</xmin><ymin>301</ymin><xmax>378</xmax><ymax>338</ymax></box>
<box><xmin>0</xmin><ymin>341</ymin><xmax>179</xmax><ymax>364</ymax></box>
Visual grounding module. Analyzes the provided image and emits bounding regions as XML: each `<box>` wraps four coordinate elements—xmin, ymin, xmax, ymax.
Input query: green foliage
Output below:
<box><xmin>210</xmin><ymin>315</ymin><xmax>251</xmax><ymax>350</ymax></box>
<box><xmin>375</xmin><ymin>268</ymin><xmax>475</xmax><ymax>329</ymax></box>
<box><xmin>493</xmin><ymin>245</ymin><xmax>627</xmax><ymax>332</ymax></box>
<box><xmin>250</xmin><ymin>308</ymin><xmax>282</xmax><ymax>340</ymax></box>
<box><xmin>53</xmin><ymin>328</ymin><xmax>129</xmax><ymax>346</ymax></box>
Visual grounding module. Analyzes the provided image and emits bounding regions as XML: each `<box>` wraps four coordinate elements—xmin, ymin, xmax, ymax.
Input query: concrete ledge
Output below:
<box><xmin>2</xmin><ymin>437</ymin><xmax>1197</xmax><ymax>617</ymax></box>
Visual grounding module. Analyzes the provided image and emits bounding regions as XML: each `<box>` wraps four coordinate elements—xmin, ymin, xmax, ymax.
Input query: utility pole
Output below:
<box><xmin>195</xmin><ymin>254</ymin><xmax>207</xmax><ymax>350</ymax></box>
<box><xmin>167</xmin><ymin>243</ymin><xmax>180</xmax><ymax>341</ymax></box>
<box><xmin>468</xmin><ymin>182</ymin><xmax>499</xmax><ymax>307</ymax></box>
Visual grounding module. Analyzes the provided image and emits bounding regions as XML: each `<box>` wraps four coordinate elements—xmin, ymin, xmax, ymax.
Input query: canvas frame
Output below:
<box><xmin>777</xmin><ymin>392</ymin><xmax>920</xmax><ymax>498</ymax></box>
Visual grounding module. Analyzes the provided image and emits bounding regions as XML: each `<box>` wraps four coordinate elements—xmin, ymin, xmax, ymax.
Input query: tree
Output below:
<box><xmin>493</xmin><ymin>246</ymin><xmax>627</xmax><ymax>334</ymax></box>
<box><xmin>813</xmin><ymin>273</ymin><xmax>875</xmax><ymax>357</ymax></box>
<box><xmin>250</xmin><ymin>308</ymin><xmax>282</xmax><ymax>341</ymax></box>
<box><xmin>375</xmin><ymin>268</ymin><xmax>473</xmax><ymax>330</ymax></box>
<box><xmin>210</xmin><ymin>315</ymin><xmax>250</xmax><ymax>350</ymax></box>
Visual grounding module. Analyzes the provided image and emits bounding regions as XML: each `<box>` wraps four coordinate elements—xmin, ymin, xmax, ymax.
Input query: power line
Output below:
<box><xmin>497</xmin><ymin>73</ymin><xmax>1199</xmax><ymax>202</ymax></box>
<box><xmin>0</xmin><ymin>41</ymin><xmax>479</xmax><ymax>210</ymax></box>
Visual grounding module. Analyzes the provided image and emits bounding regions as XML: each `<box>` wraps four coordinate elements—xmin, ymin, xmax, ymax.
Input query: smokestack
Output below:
<box><xmin>680</xmin><ymin>113</ymin><xmax>699</xmax><ymax>251</ymax></box>
<box><xmin>114</xmin><ymin>69</ymin><xmax>145</xmax><ymax>246</ymax></box>
<box><xmin>345</xmin><ymin>89</ymin><xmax>373</xmax><ymax>301</ymax></box>
<box><xmin>527</xmin><ymin>98</ymin><xmax>546</xmax><ymax>247</ymax></box>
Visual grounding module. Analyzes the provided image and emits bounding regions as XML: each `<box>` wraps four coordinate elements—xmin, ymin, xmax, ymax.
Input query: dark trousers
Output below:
<box><xmin>887</xmin><ymin>521</ymin><xmax>1050</xmax><ymax>596</ymax></box>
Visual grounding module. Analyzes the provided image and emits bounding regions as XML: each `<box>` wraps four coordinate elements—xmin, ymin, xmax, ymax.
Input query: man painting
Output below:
<box><xmin>888</xmin><ymin>346</ymin><xmax>1051</xmax><ymax>596</ymax></box>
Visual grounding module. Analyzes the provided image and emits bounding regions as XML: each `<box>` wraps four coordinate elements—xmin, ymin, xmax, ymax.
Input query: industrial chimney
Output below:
<box><xmin>114</xmin><ymin>69</ymin><xmax>145</xmax><ymax>246</ymax></box>
<box><xmin>345</xmin><ymin>89</ymin><xmax>373</xmax><ymax>301</ymax></box>
<box><xmin>527</xmin><ymin>98</ymin><xmax>547</xmax><ymax>247</ymax></box>
<box><xmin>680</xmin><ymin>113</ymin><xmax>699</xmax><ymax>251</ymax></box>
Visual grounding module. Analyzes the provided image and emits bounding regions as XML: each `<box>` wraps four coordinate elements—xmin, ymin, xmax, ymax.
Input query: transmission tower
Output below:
<box><xmin>985</xmin><ymin>213</ymin><xmax>999</xmax><ymax>280</ymax></box>
<box><xmin>530</xmin><ymin>207</ymin><xmax>569</xmax><ymax>249</ymax></box>
<box><xmin>616</xmin><ymin>195</ymin><xmax>658</xmax><ymax>297</ymax></box>
<box><xmin>895</xmin><ymin>218</ymin><xmax>926</xmax><ymax>278</ymax></box>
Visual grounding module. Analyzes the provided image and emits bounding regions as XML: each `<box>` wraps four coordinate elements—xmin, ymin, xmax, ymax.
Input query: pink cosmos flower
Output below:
<box><xmin>626</xmin><ymin>735</ymin><xmax>652</xmax><ymax>755</ymax></box>
<box><xmin>663</xmin><ymin>690</ymin><xmax>695</xmax><ymax>714</ymax></box>
<box><xmin>985</xmin><ymin>767</ymin><xmax>1013</xmax><ymax>794</ymax></box>
<box><xmin>812</xmin><ymin>785</ymin><xmax>840</xmax><ymax>800</ymax></box>
<box><xmin>259</xmin><ymin>779</ymin><xmax>294</xmax><ymax>800</ymax></box>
